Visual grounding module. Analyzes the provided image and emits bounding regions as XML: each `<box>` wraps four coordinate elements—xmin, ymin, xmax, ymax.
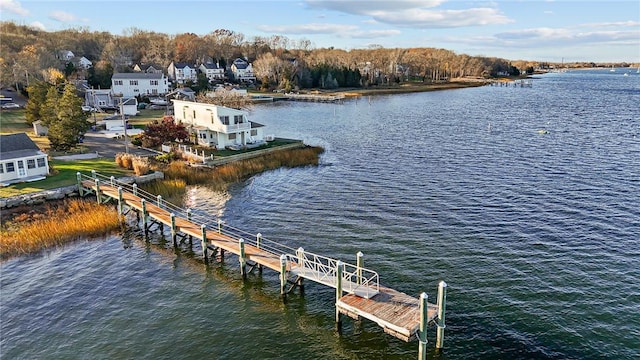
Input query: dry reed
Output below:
<box><xmin>139</xmin><ymin>178</ymin><xmax>187</xmax><ymax>205</ymax></box>
<box><xmin>0</xmin><ymin>199</ymin><xmax>122</xmax><ymax>259</ymax></box>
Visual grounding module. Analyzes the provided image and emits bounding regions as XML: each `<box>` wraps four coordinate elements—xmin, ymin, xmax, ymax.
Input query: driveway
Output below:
<box><xmin>81</xmin><ymin>131</ymin><xmax>159</xmax><ymax>159</ymax></box>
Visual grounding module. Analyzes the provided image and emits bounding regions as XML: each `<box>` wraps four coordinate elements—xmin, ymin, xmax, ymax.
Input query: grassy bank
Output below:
<box><xmin>0</xmin><ymin>158</ymin><xmax>131</xmax><ymax>198</ymax></box>
<box><xmin>0</xmin><ymin>199</ymin><xmax>122</xmax><ymax>259</ymax></box>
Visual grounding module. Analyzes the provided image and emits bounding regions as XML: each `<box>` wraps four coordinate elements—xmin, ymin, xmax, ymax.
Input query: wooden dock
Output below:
<box><xmin>78</xmin><ymin>171</ymin><xmax>447</xmax><ymax>358</ymax></box>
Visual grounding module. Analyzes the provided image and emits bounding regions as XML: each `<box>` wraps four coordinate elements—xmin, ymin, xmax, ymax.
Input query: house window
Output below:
<box><xmin>114</xmin><ymin>80</ymin><xmax>123</xmax><ymax>86</ymax></box>
<box><xmin>234</xmin><ymin>115</ymin><xmax>243</xmax><ymax>124</ymax></box>
<box><xmin>220</xmin><ymin>116</ymin><xmax>229</xmax><ymax>125</ymax></box>
<box><xmin>130</xmin><ymin>80</ymin><xmax>138</xmax><ymax>86</ymax></box>
<box><xmin>228</xmin><ymin>133</ymin><xmax>236</xmax><ymax>140</ymax></box>
<box><xmin>0</xmin><ymin>163</ymin><xmax>3</xmax><ymax>173</ymax></box>
<box><xmin>37</xmin><ymin>158</ymin><xmax>46</xmax><ymax>167</ymax></box>
<box><xmin>27</xmin><ymin>159</ymin><xmax>36</xmax><ymax>169</ymax></box>
<box><xmin>150</xmin><ymin>80</ymin><xmax>158</xmax><ymax>86</ymax></box>
<box><xmin>6</xmin><ymin>162</ymin><xmax>15</xmax><ymax>172</ymax></box>
<box><xmin>151</xmin><ymin>89</ymin><xmax>158</xmax><ymax>95</ymax></box>
<box><xmin>193</xmin><ymin>110</ymin><xmax>196</xmax><ymax>119</ymax></box>
<box><xmin>251</xmin><ymin>129</ymin><xmax>258</xmax><ymax>136</ymax></box>
<box><xmin>134</xmin><ymin>89</ymin><xmax>139</xmax><ymax>92</ymax></box>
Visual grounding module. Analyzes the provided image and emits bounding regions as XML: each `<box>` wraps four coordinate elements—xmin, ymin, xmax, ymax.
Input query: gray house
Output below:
<box><xmin>0</xmin><ymin>133</ymin><xmax>49</xmax><ymax>186</ymax></box>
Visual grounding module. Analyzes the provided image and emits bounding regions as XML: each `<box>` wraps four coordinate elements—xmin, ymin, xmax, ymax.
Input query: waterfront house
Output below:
<box><xmin>167</xmin><ymin>62</ymin><xmax>198</xmax><ymax>84</ymax></box>
<box><xmin>199</xmin><ymin>62</ymin><xmax>225</xmax><ymax>81</ymax></box>
<box><xmin>111</xmin><ymin>73</ymin><xmax>169</xmax><ymax>98</ymax></box>
<box><xmin>230</xmin><ymin>58</ymin><xmax>256</xmax><ymax>83</ymax></box>
<box><xmin>133</xmin><ymin>63</ymin><xmax>164</xmax><ymax>74</ymax></box>
<box><xmin>172</xmin><ymin>99</ymin><xmax>265</xmax><ymax>150</ymax></box>
<box><xmin>0</xmin><ymin>133</ymin><xmax>49</xmax><ymax>186</ymax></box>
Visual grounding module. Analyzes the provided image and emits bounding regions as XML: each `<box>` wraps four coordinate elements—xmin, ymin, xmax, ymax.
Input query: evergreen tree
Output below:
<box><xmin>47</xmin><ymin>83</ymin><xmax>90</xmax><ymax>151</ymax></box>
<box><xmin>24</xmin><ymin>81</ymin><xmax>50</xmax><ymax>125</ymax></box>
<box><xmin>40</xmin><ymin>86</ymin><xmax>60</xmax><ymax>127</ymax></box>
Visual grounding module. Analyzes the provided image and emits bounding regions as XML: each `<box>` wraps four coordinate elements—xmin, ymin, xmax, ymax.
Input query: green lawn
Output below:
<box><xmin>0</xmin><ymin>158</ymin><xmax>131</xmax><ymax>198</ymax></box>
<box><xmin>0</xmin><ymin>109</ymin><xmax>29</xmax><ymax>133</ymax></box>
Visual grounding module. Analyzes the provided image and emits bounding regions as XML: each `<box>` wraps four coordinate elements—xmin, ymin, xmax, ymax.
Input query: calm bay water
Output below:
<box><xmin>2</xmin><ymin>69</ymin><xmax>639</xmax><ymax>359</ymax></box>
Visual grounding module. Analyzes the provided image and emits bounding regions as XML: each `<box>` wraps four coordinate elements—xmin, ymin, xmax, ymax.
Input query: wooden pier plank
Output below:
<box><xmin>337</xmin><ymin>286</ymin><xmax>439</xmax><ymax>341</ymax></box>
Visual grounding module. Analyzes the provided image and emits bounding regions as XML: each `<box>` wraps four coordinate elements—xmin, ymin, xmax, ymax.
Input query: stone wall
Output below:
<box><xmin>0</xmin><ymin>171</ymin><xmax>164</xmax><ymax>209</ymax></box>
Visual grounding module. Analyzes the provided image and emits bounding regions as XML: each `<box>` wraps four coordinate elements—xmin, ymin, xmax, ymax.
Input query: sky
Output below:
<box><xmin>1</xmin><ymin>0</ymin><xmax>639</xmax><ymax>63</ymax></box>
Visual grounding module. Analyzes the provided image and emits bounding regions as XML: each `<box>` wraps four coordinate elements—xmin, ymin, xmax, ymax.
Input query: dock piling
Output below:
<box><xmin>117</xmin><ymin>187</ymin><xmax>124</xmax><ymax>215</ymax></box>
<box><xmin>95</xmin><ymin>179</ymin><xmax>101</xmax><ymax>203</ymax></box>
<box><xmin>141</xmin><ymin>199</ymin><xmax>148</xmax><ymax>232</ymax></box>
<box><xmin>239</xmin><ymin>238</ymin><xmax>246</xmax><ymax>278</ymax></box>
<box><xmin>356</xmin><ymin>251</ymin><xmax>363</xmax><ymax>285</ymax></box>
<box><xmin>336</xmin><ymin>260</ymin><xmax>343</xmax><ymax>329</ymax></box>
<box><xmin>418</xmin><ymin>292</ymin><xmax>428</xmax><ymax>360</ymax></box>
<box><xmin>170</xmin><ymin>213</ymin><xmax>177</xmax><ymax>246</ymax></box>
<box><xmin>201</xmin><ymin>225</ymin><xmax>208</xmax><ymax>263</ymax></box>
<box><xmin>132</xmin><ymin>183</ymin><xmax>138</xmax><ymax>196</ymax></box>
<box><xmin>76</xmin><ymin>172</ymin><xmax>83</xmax><ymax>197</ymax></box>
<box><xmin>157</xmin><ymin>195</ymin><xmax>162</xmax><ymax>208</ymax></box>
<box><xmin>436</xmin><ymin>281</ymin><xmax>447</xmax><ymax>350</ymax></box>
<box><xmin>256</xmin><ymin>233</ymin><xmax>263</xmax><ymax>272</ymax></box>
<box><xmin>280</xmin><ymin>254</ymin><xmax>288</xmax><ymax>300</ymax></box>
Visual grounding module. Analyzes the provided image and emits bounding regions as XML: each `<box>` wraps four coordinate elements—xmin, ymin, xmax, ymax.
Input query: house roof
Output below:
<box><xmin>200</xmin><ymin>63</ymin><xmax>222</xmax><ymax>70</ymax></box>
<box><xmin>0</xmin><ymin>133</ymin><xmax>42</xmax><ymax>161</ymax></box>
<box><xmin>173</xmin><ymin>62</ymin><xmax>195</xmax><ymax>69</ymax></box>
<box><xmin>136</xmin><ymin>63</ymin><xmax>161</xmax><ymax>71</ymax></box>
<box><xmin>232</xmin><ymin>58</ymin><xmax>249</xmax><ymax>69</ymax></box>
<box><xmin>112</xmin><ymin>73</ymin><xmax>164</xmax><ymax>80</ymax></box>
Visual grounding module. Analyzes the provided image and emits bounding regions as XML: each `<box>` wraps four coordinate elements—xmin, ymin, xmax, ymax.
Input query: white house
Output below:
<box><xmin>0</xmin><ymin>133</ymin><xmax>49</xmax><ymax>185</ymax></box>
<box><xmin>71</xmin><ymin>56</ymin><xmax>93</xmax><ymax>69</ymax></box>
<box><xmin>167</xmin><ymin>62</ymin><xmax>198</xmax><ymax>84</ymax></box>
<box><xmin>133</xmin><ymin>63</ymin><xmax>164</xmax><ymax>74</ymax></box>
<box><xmin>58</xmin><ymin>50</ymin><xmax>75</xmax><ymax>62</ymax></box>
<box><xmin>199</xmin><ymin>62</ymin><xmax>225</xmax><ymax>81</ymax></box>
<box><xmin>111</xmin><ymin>73</ymin><xmax>169</xmax><ymax>97</ymax></box>
<box><xmin>172</xmin><ymin>99</ymin><xmax>265</xmax><ymax>150</ymax></box>
<box><xmin>231</xmin><ymin>58</ymin><xmax>256</xmax><ymax>83</ymax></box>
<box><xmin>85</xmin><ymin>89</ymin><xmax>116</xmax><ymax>109</ymax></box>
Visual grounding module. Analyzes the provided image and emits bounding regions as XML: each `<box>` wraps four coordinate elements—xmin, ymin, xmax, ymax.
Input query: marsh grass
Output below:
<box><xmin>139</xmin><ymin>178</ymin><xmax>187</xmax><ymax>205</ymax></box>
<box><xmin>0</xmin><ymin>199</ymin><xmax>122</xmax><ymax>259</ymax></box>
<box><xmin>159</xmin><ymin>145</ymin><xmax>324</xmax><ymax>191</ymax></box>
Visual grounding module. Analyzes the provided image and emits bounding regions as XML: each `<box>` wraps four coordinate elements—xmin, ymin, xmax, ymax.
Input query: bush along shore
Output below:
<box><xmin>0</xmin><ymin>145</ymin><xmax>324</xmax><ymax>258</ymax></box>
<box><xmin>0</xmin><ymin>199</ymin><xmax>122</xmax><ymax>259</ymax></box>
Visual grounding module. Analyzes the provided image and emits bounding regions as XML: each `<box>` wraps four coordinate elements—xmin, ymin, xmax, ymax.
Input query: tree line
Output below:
<box><xmin>1</xmin><ymin>21</ymin><xmax>532</xmax><ymax>93</ymax></box>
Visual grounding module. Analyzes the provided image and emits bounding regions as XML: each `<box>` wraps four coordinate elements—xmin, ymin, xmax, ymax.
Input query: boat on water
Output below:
<box><xmin>610</xmin><ymin>65</ymin><xmax>616</xmax><ymax>72</ymax></box>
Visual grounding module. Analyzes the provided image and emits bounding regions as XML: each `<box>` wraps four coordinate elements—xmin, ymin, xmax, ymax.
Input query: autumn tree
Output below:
<box><xmin>140</xmin><ymin>118</ymin><xmax>189</xmax><ymax>148</ymax></box>
<box><xmin>46</xmin><ymin>83</ymin><xmax>91</xmax><ymax>151</ymax></box>
<box><xmin>195</xmin><ymin>92</ymin><xmax>252</xmax><ymax>110</ymax></box>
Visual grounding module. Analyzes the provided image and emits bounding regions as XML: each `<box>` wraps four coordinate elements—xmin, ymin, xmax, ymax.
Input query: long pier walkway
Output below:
<box><xmin>78</xmin><ymin>171</ymin><xmax>447</xmax><ymax>358</ymax></box>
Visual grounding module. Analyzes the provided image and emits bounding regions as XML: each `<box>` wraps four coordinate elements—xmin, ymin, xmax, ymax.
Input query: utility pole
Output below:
<box><xmin>120</xmin><ymin>99</ymin><xmax>129</xmax><ymax>153</ymax></box>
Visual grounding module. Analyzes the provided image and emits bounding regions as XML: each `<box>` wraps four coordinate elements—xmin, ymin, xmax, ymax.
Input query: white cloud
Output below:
<box><xmin>29</xmin><ymin>21</ymin><xmax>46</xmax><ymax>30</ymax></box>
<box><xmin>305</xmin><ymin>0</ymin><xmax>511</xmax><ymax>28</ymax></box>
<box><xmin>369</xmin><ymin>7</ymin><xmax>512</xmax><ymax>28</ymax></box>
<box><xmin>49</xmin><ymin>10</ymin><xmax>77</xmax><ymax>22</ymax></box>
<box><xmin>451</xmin><ymin>26</ymin><xmax>640</xmax><ymax>50</ymax></box>
<box><xmin>257</xmin><ymin>23</ymin><xmax>358</xmax><ymax>34</ymax></box>
<box><xmin>306</xmin><ymin>0</ymin><xmax>443</xmax><ymax>15</ymax></box>
<box><xmin>349</xmin><ymin>29</ymin><xmax>401</xmax><ymax>39</ymax></box>
<box><xmin>0</xmin><ymin>0</ymin><xmax>29</xmax><ymax>16</ymax></box>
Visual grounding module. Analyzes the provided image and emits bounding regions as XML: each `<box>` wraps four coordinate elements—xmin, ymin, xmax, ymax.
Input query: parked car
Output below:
<box><xmin>82</xmin><ymin>105</ymin><xmax>98</xmax><ymax>112</ymax></box>
<box><xmin>1</xmin><ymin>102</ymin><xmax>20</xmax><ymax>109</ymax></box>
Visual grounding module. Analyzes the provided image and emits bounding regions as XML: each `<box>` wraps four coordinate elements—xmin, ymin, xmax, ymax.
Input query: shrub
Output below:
<box><xmin>132</xmin><ymin>156</ymin><xmax>150</xmax><ymax>176</ymax></box>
